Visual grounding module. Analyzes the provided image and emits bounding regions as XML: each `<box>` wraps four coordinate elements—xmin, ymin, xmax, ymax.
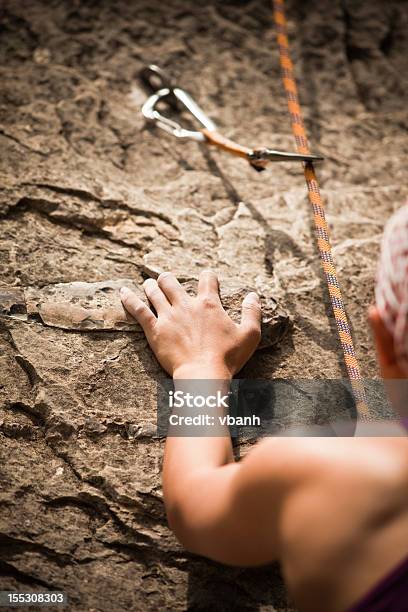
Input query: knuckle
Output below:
<box><xmin>179</xmin><ymin>296</ymin><xmax>191</xmax><ymax>309</ymax></box>
<box><xmin>200</xmin><ymin>296</ymin><xmax>218</xmax><ymax>309</ymax></box>
<box><xmin>245</xmin><ymin>323</ymin><xmax>261</xmax><ymax>342</ymax></box>
<box><xmin>244</xmin><ymin>302</ymin><xmax>261</xmax><ymax>313</ymax></box>
<box><xmin>133</xmin><ymin>303</ymin><xmax>146</xmax><ymax>316</ymax></box>
<box><xmin>122</xmin><ymin>294</ymin><xmax>136</xmax><ymax>309</ymax></box>
<box><xmin>150</xmin><ymin>287</ymin><xmax>162</xmax><ymax>299</ymax></box>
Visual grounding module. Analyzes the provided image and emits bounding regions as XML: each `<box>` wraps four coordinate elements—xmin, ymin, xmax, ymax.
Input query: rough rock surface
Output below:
<box><xmin>0</xmin><ymin>0</ymin><xmax>407</xmax><ymax>610</ymax></box>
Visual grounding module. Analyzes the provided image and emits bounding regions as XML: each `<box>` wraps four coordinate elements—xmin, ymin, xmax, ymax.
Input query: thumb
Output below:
<box><xmin>240</xmin><ymin>292</ymin><xmax>261</xmax><ymax>338</ymax></box>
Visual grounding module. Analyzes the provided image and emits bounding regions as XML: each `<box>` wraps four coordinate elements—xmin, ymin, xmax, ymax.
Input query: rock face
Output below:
<box><xmin>0</xmin><ymin>0</ymin><xmax>407</xmax><ymax>610</ymax></box>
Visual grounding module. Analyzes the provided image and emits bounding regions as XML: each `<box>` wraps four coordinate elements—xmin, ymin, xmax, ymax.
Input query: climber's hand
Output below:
<box><xmin>120</xmin><ymin>271</ymin><xmax>261</xmax><ymax>379</ymax></box>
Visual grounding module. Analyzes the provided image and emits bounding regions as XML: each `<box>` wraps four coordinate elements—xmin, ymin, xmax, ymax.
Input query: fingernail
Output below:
<box><xmin>120</xmin><ymin>287</ymin><xmax>131</xmax><ymax>298</ymax></box>
<box><xmin>143</xmin><ymin>278</ymin><xmax>155</xmax><ymax>287</ymax></box>
<box><xmin>246</xmin><ymin>292</ymin><xmax>260</xmax><ymax>303</ymax></box>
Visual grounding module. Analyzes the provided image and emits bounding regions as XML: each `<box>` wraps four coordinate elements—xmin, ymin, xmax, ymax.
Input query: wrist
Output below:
<box><xmin>173</xmin><ymin>360</ymin><xmax>232</xmax><ymax>381</ymax></box>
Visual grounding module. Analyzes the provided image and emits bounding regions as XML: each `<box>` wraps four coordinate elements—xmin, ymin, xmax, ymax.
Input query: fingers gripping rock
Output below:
<box><xmin>0</xmin><ymin>279</ymin><xmax>291</xmax><ymax>350</ymax></box>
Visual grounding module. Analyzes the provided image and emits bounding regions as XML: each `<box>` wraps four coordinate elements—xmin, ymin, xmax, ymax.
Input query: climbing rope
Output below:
<box><xmin>272</xmin><ymin>0</ymin><xmax>369</xmax><ymax>418</ymax></box>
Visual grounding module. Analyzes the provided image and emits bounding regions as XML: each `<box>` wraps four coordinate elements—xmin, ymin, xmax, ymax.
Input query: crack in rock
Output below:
<box><xmin>0</xmin><ymin>279</ymin><xmax>291</xmax><ymax>349</ymax></box>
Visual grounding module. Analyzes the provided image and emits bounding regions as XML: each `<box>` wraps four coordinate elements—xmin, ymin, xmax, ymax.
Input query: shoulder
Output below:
<box><xmin>235</xmin><ymin>436</ymin><xmax>408</xmax><ymax>500</ymax></box>
<box><xmin>230</xmin><ymin>437</ymin><xmax>328</xmax><ymax>512</ymax></box>
<box><xmin>236</xmin><ymin>437</ymin><xmax>335</xmax><ymax>484</ymax></box>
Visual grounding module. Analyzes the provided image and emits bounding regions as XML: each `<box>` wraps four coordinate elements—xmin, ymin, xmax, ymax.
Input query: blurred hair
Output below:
<box><xmin>376</xmin><ymin>203</ymin><xmax>408</xmax><ymax>374</ymax></box>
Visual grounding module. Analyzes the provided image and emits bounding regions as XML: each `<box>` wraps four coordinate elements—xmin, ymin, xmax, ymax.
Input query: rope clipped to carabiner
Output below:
<box><xmin>272</xmin><ymin>0</ymin><xmax>369</xmax><ymax>418</ymax></box>
<box><xmin>139</xmin><ymin>65</ymin><xmax>323</xmax><ymax>171</ymax></box>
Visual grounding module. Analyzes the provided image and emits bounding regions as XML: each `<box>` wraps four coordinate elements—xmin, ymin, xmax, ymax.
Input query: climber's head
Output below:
<box><xmin>369</xmin><ymin>203</ymin><xmax>408</xmax><ymax>421</ymax></box>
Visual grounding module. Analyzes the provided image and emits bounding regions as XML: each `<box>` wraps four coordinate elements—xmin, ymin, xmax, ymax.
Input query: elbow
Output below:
<box><xmin>164</xmin><ymin>499</ymin><xmax>203</xmax><ymax>555</ymax></box>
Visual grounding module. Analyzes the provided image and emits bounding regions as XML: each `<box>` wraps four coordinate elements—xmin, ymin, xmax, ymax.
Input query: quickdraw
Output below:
<box><xmin>140</xmin><ymin>64</ymin><xmax>323</xmax><ymax>171</ymax></box>
<box><xmin>139</xmin><ymin>1</ymin><xmax>369</xmax><ymax>418</ymax></box>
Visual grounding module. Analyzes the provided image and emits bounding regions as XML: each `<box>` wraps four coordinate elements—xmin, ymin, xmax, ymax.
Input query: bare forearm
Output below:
<box><xmin>163</xmin><ymin>362</ymin><xmax>235</xmax><ymax>521</ymax></box>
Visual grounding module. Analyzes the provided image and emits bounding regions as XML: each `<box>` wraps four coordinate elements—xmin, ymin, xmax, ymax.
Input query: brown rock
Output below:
<box><xmin>0</xmin><ymin>0</ymin><xmax>406</xmax><ymax>609</ymax></box>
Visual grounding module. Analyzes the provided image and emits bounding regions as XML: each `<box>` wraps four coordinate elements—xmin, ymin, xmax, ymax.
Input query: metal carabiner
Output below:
<box><xmin>141</xmin><ymin>64</ymin><xmax>214</xmax><ymax>140</ymax></box>
<box><xmin>139</xmin><ymin>65</ymin><xmax>324</xmax><ymax>169</ymax></box>
<box><xmin>142</xmin><ymin>86</ymin><xmax>216</xmax><ymax>142</ymax></box>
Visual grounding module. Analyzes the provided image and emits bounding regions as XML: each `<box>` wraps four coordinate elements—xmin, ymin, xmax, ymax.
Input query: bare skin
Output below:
<box><xmin>121</xmin><ymin>271</ymin><xmax>408</xmax><ymax>612</ymax></box>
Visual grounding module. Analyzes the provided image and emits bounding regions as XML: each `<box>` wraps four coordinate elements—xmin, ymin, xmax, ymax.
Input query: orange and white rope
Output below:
<box><xmin>273</xmin><ymin>0</ymin><xmax>369</xmax><ymax>417</ymax></box>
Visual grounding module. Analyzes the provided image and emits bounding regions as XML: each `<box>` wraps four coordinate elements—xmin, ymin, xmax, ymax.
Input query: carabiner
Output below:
<box><xmin>142</xmin><ymin>87</ymin><xmax>216</xmax><ymax>142</ymax></box>
<box><xmin>139</xmin><ymin>65</ymin><xmax>324</xmax><ymax>170</ymax></box>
